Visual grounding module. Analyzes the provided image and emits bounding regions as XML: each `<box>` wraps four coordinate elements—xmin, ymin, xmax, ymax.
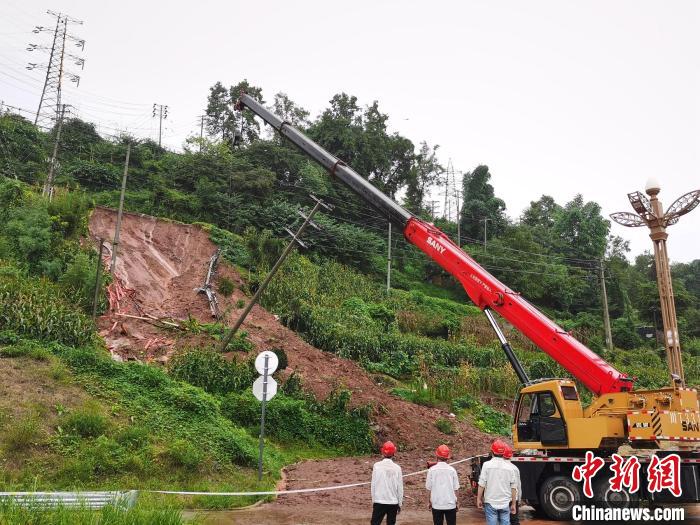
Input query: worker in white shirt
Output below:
<box><xmin>371</xmin><ymin>441</ymin><xmax>403</xmax><ymax>525</ymax></box>
<box><xmin>477</xmin><ymin>439</ymin><xmax>517</xmax><ymax>525</ymax></box>
<box><xmin>425</xmin><ymin>444</ymin><xmax>460</xmax><ymax>525</ymax></box>
<box><xmin>503</xmin><ymin>445</ymin><xmax>521</xmax><ymax>525</ymax></box>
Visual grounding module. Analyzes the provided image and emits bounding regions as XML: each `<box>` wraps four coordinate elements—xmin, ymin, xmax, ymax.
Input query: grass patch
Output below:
<box><xmin>435</xmin><ymin>417</ymin><xmax>455</xmax><ymax>435</ymax></box>
<box><xmin>2</xmin><ymin>415</ymin><xmax>42</xmax><ymax>452</ymax></box>
<box><xmin>60</xmin><ymin>402</ymin><xmax>108</xmax><ymax>438</ymax></box>
<box><xmin>217</xmin><ymin>276</ymin><xmax>235</xmax><ymax>297</ymax></box>
<box><xmin>0</xmin><ymin>499</ymin><xmax>187</xmax><ymax>525</ymax></box>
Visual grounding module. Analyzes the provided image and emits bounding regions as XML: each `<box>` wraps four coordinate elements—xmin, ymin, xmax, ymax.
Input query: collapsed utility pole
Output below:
<box><xmin>599</xmin><ymin>260</ymin><xmax>613</xmax><ymax>351</ymax></box>
<box><xmin>220</xmin><ymin>196</ymin><xmax>331</xmax><ymax>352</ymax></box>
<box><xmin>43</xmin><ymin>103</ymin><xmax>67</xmax><ymax>199</ymax></box>
<box><xmin>110</xmin><ymin>143</ymin><xmax>131</xmax><ymax>273</ymax></box>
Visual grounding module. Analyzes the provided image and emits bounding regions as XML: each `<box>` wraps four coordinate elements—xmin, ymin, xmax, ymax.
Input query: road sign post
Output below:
<box><xmin>253</xmin><ymin>351</ymin><xmax>278</xmax><ymax>481</ymax></box>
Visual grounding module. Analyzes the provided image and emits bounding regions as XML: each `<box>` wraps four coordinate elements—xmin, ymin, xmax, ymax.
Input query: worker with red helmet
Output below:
<box><xmin>477</xmin><ymin>439</ymin><xmax>517</xmax><ymax>525</ymax></box>
<box><xmin>503</xmin><ymin>446</ymin><xmax>521</xmax><ymax>525</ymax></box>
<box><xmin>425</xmin><ymin>444</ymin><xmax>460</xmax><ymax>525</ymax></box>
<box><xmin>371</xmin><ymin>441</ymin><xmax>403</xmax><ymax>525</ymax></box>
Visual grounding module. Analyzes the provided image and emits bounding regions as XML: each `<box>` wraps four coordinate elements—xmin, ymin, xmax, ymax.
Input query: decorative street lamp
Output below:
<box><xmin>610</xmin><ymin>180</ymin><xmax>700</xmax><ymax>385</ymax></box>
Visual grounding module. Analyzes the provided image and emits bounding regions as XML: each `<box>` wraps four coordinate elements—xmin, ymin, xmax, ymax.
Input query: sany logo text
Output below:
<box><xmin>427</xmin><ymin>237</ymin><xmax>446</xmax><ymax>254</ymax></box>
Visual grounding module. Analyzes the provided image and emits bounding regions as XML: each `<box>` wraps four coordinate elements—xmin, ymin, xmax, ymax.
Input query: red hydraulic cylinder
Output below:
<box><xmin>404</xmin><ymin>218</ymin><xmax>633</xmax><ymax>396</ymax></box>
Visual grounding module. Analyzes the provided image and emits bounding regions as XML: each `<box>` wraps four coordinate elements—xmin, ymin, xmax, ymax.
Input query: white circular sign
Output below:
<box><xmin>255</xmin><ymin>351</ymin><xmax>279</xmax><ymax>375</ymax></box>
<box><xmin>253</xmin><ymin>376</ymin><xmax>277</xmax><ymax>402</ymax></box>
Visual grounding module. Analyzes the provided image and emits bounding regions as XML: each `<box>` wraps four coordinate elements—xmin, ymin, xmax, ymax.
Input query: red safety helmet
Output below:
<box><xmin>503</xmin><ymin>445</ymin><xmax>513</xmax><ymax>460</ymax></box>
<box><xmin>491</xmin><ymin>439</ymin><xmax>508</xmax><ymax>456</ymax></box>
<box><xmin>436</xmin><ymin>444</ymin><xmax>451</xmax><ymax>459</ymax></box>
<box><xmin>381</xmin><ymin>441</ymin><xmax>397</xmax><ymax>457</ymax></box>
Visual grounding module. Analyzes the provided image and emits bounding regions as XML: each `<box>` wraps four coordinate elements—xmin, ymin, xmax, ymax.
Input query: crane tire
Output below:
<box><xmin>539</xmin><ymin>475</ymin><xmax>582</xmax><ymax>521</ymax></box>
<box><xmin>593</xmin><ymin>477</ymin><xmax>640</xmax><ymax>509</ymax></box>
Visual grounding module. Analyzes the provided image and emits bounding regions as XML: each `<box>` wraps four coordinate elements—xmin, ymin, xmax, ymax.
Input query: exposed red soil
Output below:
<box><xmin>88</xmin><ymin>207</ymin><xmax>493</xmax><ymax>509</ymax></box>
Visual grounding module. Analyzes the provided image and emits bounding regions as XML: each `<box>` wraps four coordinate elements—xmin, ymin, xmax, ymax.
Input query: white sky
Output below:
<box><xmin>1</xmin><ymin>0</ymin><xmax>698</xmax><ymax>262</ymax></box>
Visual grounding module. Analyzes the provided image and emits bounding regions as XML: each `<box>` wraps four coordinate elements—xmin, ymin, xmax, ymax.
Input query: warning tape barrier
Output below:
<box><xmin>151</xmin><ymin>455</ymin><xmax>481</xmax><ymax>497</ymax></box>
<box><xmin>0</xmin><ymin>455</ymin><xmax>484</xmax><ymax>504</ymax></box>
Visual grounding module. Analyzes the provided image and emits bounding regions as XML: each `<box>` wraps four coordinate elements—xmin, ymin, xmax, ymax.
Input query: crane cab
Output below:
<box><xmin>513</xmin><ymin>379</ymin><xmax>626</xmax><ymax>452</ymax></box>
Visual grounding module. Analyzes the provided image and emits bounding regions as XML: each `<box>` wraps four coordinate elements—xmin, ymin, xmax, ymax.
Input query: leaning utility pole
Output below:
<box><xmin>220</xmin><ymin>196</ymin><xmax>331</xmax><ymax>352</ymax></box>
<box><xmin>30</xmin><ymin>10</ymin><xmax>85</xmax><ymax>129</ymax></box>
<box><xmin>110</xmin><ymin>143</ymin><xmax>131</xmax><ymax>273</ymax></box>
<box><xmin>153</xmin><ymin>103</ymin><xmax>168</xmax><ymax>147</ymax></box>
<box><xmin>43</xmin><ymin>103</ymin><xmax>66</xmax><ymax>199</ymax></box>
<box><xmin>611</xmin><ymin>180</ymin><xmax>700</xmax><ymax>385</ymax></box>
<box><xmin>599</xmin><ymin>260</ymin><xmax>613</xmax><ymax>351</ymax></box>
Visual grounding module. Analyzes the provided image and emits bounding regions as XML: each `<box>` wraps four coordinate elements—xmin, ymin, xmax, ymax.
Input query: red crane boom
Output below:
<box><xmin>235</xmin><ymin>93</ymin><xmax>634</xmax><ymax>396</ymax></box>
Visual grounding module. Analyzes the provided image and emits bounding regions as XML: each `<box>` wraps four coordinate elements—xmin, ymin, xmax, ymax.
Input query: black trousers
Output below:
<box><xmin>510</xmin><ymin>501</ymin><xmax>520</xmax><ymax>525</ymax></box>
<box><xmin>431</xmin><ymin>507</ymin><xmax>457</xmax><ymax>525</ymax></box>
<box><xmin>370</xmin><ymin>503</ymin><xmax>399</xmax><ymax>525</ymax></box>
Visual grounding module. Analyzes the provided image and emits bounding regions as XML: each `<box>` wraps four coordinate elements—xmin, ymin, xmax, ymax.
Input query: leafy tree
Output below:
<box><xmin>309</xmin><ymin>94</ymin><xmax>415</xmax><ymax>198</ymax></box>
<box><xmin>459</xmin><ymin>165</ymin><xmax>507</xmax><ymax>242</ymax></box>
<box><xmin>0</xmin><ymin>113</ymin><xmax>47</xmax><ymax>183</ymax></box>
<box><xmin>58</xmin><ymin>118</ymin><xmax>103</xmax><ymax>158</ymax></box>
<box><xmin>272</xmin><ymin>92</ymin><xmax>310</xmax><ymax>128</ymax></box>
<box><xmin>206</xmin><ymin>79</ymin><xmax>264</xmax><ymax>146</ymax></box>
<box><xmin>404</xmin><ymin>142</ymin><xmax>442</xmax><ymax>214</ymax></box>
<box><xmin>553</xmin><ymin>194</ymin><xmax>609</xmax><ymax>261</ymax></box>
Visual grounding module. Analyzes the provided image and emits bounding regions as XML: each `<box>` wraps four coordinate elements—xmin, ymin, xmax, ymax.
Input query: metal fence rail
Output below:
<box><xmin>0</xmin><ymin>491</ymin><xmax>138</xmax><ymax>509</ymax></box>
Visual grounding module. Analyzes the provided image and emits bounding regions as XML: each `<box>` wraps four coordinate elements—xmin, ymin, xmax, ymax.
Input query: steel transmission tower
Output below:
<box><xmin>611</xmin><ymin>180</ymin><xmax>700</xmax><ymax>385</ymax></box>
<box><xmin>28</xmin><ymin>10</ymin><xmax>85</xmax><ymax>129</ymax></box>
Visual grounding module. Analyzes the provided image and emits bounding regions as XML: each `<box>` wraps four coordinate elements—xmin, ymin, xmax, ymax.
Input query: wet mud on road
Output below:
<box><xmin>189</xmin><ymin>503</ymin><xmax>700</xmax><ymax>524</ymax></box>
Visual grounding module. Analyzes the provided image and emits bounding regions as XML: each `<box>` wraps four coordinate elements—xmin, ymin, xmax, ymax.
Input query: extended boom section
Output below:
<box><xmin>236</xmin><ymin>93</ymin><xmax>633</xmax><ymax>396</ymax></box>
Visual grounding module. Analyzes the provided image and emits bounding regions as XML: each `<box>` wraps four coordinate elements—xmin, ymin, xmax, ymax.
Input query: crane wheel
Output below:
<box><xmin>593</xmin><ymin>477</ymin><xmax>640</xmax><ymax>509</ymax></box>
<box><xmin>539</xmin><ymin>475</ymin><xmax>582</xmax><ymax>521</ymax></box>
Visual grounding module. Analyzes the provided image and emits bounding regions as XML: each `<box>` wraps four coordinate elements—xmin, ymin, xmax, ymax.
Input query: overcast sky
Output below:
<box><xmin>1</xmin><ymin>0</ymin><xmax>698</xmax><ymax>262</ymax></box>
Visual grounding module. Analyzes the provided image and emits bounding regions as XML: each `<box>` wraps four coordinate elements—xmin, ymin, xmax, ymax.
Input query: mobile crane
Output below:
<box><xmin>235</xmin><ymin>93</ymin><xmax>700</xmax><ymax>520</ymax></box>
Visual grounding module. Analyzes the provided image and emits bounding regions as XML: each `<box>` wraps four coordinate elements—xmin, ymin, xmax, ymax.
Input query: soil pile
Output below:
<box><xmin>88</xmin><ymin>207</ymin><xmax>493</xmax><ymax>510</ymax></box>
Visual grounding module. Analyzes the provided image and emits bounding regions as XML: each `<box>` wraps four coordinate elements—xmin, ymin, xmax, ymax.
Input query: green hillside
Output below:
<box><xmin>0</xmin><ymin>83</ymin><xmax>699</xmax><ymax>521</ymax></box>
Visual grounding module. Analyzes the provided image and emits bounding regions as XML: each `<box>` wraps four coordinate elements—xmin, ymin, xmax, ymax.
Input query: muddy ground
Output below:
<box><xmin>89</xmin><ymin>208</ymin><xmax>493</xmax><ymax>515</ymax></box>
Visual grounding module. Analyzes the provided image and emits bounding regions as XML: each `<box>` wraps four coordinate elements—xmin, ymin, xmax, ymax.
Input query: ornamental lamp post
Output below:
<box><xmin>610</xmin><ymin>180</ymin><xmax>700</xmax><ymax>386</ymax></box>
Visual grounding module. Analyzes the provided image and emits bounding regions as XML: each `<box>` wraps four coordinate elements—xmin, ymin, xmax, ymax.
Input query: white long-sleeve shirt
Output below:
<box><xmin>478</xmin><ymin>456</ymin><xmax>517</xmax><ymax>510</ymax></box>
<box><xmin>425</xmin><ymin>461</ymin><xmax>460</xmax><ymax>510</ymax></box>
<box><xmin>371</xmin><ymin>458</ymin><xmax>403</xmax><ymax>506</ymax></box>
<box><xmin>504</xmin><ymin>460</ymin><xmax>522</xmax><ymax>501</ymax></box>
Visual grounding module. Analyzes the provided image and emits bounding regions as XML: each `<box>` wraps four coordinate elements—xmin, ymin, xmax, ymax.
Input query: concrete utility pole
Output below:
<box><xmin>386</xmin><ymin>223</ymin><xmax>392</xmax><ymax>293</ymax></box>
<box><xmin>153</xmin><ymin>103</ymin><xmax>168</xmax><ymax>147</ymax></box>
<box><xmin>220</xmin><ymin>196</ymin><xmax>331</xmax><ymax>352</ymax></box>
<box><xmin>611</xmin><ymin>179</ymin><xmax>700</xmax><ymax>385</ymax></box>
<box><xmin>482</xmin><ymin>218</ymin><xmax>491</xmax><ymax>251</ymax></box>
<box><xmin>455</xmin><ymin>189</ymin><xmax>462</xmax><ymax>247</ymax></box>
<box><xmin>199</xmin><ymin>114</ymin><xmax>205</xmax><ymax>152</ymax></box>
<box><xmin>599</xmin><ymin>260</ymin><xmax>613</xmax><ymax>351</ymax></box>
<box><xmin>110</xmin><ymin>143</ymin><xmax>131</xmax><ymax>273</ymax></box>
<box><xmin>43</xmin><ymin>103</ymin><xmax>67</xmax><ymax>199</ymax></box>
<box><xmin>92</xmin><ymin>239</ymin><xmax>105</xmax><ymax>319</ymax></box>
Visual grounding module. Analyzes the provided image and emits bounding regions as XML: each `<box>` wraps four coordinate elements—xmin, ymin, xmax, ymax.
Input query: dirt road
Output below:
<box><xmin>190</xmin><ymin>503</ymin><xmax>700</xmax><ymax>524</ymax></box>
